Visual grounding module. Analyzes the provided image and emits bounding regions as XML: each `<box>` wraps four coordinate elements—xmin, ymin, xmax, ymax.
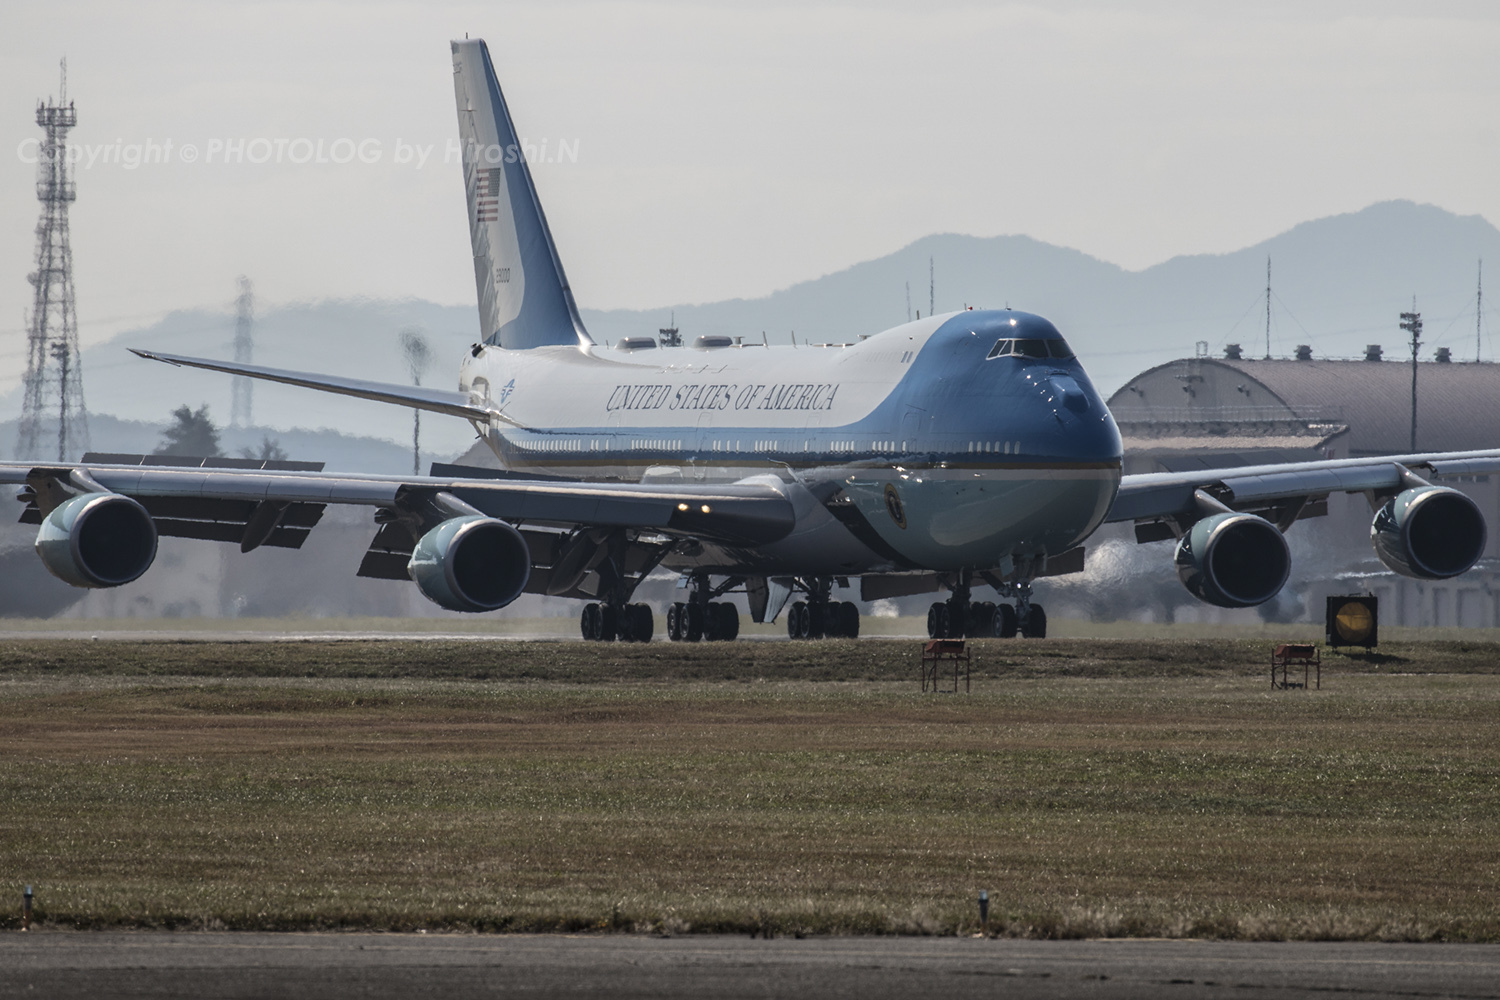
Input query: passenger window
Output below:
<box><xmin>986</xmin><ymin>339</ymin><xmax>1013</xmax><ymax>359</ymax></box>
<box><xmin>1048</xmin><ymin>337</ymin><xmax>1075</xmax><ymax>359</ymax></box>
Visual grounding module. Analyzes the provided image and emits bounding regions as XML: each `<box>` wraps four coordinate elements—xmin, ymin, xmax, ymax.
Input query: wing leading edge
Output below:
<box><xmin>2</xmin><ymin>461</ymin><xmax>795</xmax><ymax>547</ymax></box>
<box><xmin>129</xmin><ymin>349</ymin><xmax>495</xmax><ymax>422</ymax></box>
<box><xmin>1109</xmin><ymin>448</ymin><xmax>1500</xmax><ymax>525</ymax></box>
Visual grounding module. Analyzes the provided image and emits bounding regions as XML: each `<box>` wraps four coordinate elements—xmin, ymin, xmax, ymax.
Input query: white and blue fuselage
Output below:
<box><xmin>459</xmin><ymin>308</ymin><xmax>1123</xmax><ymax>579</ymax></box>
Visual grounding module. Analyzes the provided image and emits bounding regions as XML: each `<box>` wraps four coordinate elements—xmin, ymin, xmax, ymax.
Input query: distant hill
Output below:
<box><xmin>581</xmin><ymin>200</ymin><xmax>1500</xmax><ymax>395</ymax></box>
<box><xmin>5</xmin><ymin>200</ymin><xmax>1494</xmax><ymax>461</ymax></box>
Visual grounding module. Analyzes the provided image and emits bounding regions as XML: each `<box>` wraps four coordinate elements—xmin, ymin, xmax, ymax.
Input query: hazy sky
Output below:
<box><xmin>3</xmin><ymin>0</ymin><xmax>1498</xmax><ymax>361</ymax></box>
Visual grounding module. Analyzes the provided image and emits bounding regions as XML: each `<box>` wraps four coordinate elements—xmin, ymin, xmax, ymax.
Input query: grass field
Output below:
<box><xmin>3</xmin><ymin>637</ymin><xmax>1499</xmax><ymax>939</ymax></box>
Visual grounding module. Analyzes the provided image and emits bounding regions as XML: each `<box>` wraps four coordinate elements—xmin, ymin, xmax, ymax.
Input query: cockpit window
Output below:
<box><xmin>987</xmin><ymin>336</ymin><xmax>1075</xmax><ymax>360</ymax></box>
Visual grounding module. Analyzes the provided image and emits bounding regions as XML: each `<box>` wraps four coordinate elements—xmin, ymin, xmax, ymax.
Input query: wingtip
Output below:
<box><xmin>130</xmin><ymin>348</ymin><xmax>184</xmax><ymax>367</ymax></box>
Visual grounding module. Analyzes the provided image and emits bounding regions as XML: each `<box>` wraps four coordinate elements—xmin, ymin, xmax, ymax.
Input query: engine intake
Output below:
<box><xmin>35</xmin><ymin>492</ymin><xmax>159</xmax><ymax>588</ymax></box>
<box><xmin>1371</xmin><ymin>486</ymin><xmax>1487</xmax><ymax>579</ymax></box>
<box><xmin>407</xmin><ymin>515</ymin><xmax>531</xmax><ymax>612</ymax></box>
<box><xmin>1174</xmin><ymin>511</ymin><xmax>1291</xmax><ymax>608</ymax></box>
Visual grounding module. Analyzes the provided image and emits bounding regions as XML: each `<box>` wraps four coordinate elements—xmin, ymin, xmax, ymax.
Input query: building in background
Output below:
<box><xmin>1104</xmin><ymin>347</ymin><xmax>1500</xmax><ymax>627</ymax></box>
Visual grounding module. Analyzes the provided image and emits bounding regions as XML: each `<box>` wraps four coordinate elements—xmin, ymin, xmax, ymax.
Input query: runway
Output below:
<box><xmin>4</xmin><ymin>933</ymin><xmax>1498</xmax><ymax>999</ymax></box>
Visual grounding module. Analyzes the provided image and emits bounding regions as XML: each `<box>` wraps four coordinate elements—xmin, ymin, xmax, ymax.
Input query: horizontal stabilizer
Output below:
<box><xmin>130</xmin><ymin>349</ymin><xmax>493</xmax><ymax>421</ymax></box>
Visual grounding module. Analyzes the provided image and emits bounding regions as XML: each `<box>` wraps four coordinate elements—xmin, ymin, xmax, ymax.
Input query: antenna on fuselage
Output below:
<box><xmin>658</xmin><ymin>309</ymin><xmax>681</xmax><ymax>347</ymax></box>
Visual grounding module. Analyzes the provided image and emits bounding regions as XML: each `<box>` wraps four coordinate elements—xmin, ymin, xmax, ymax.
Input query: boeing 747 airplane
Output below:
<box><xmin>6</xmin><ymin>39</ymin><xmax>1496</xmax><ymax>641</ymax></box>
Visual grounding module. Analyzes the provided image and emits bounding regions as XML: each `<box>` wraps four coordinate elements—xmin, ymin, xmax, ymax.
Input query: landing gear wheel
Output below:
<box><xmin>806</xmin><ymin>602</ymin><xmax>827</xmax><ymax>639</ymax></box>
<box><xmin>835</xmin><ymin>601</ymin><xmax>860</xmax><ymax>639</ymax></box>
<box><xmin>581</xmin><ymin>602</ymin><xmax>602</xmax><ymax>641</ymax></box>
<box><xmin>993</xmin><ymin>603</ymin><xmax>1018</xmax><ymax>638</ymax></box>
<box><xmin>789</xmin><ymin>601</ymin><xmax>809</xmax><ymax>639</ymax></box>
<box><xmin>633</xmin><ymin>602</ymin><xmax>657</xmax><ymax>641</ymax></box>
<box><xmin>1021</xmin><ymin>604</ymin><xmax>1047</xmax><ymax>639</ymax></box>
<box><xmin>943</xmin><ymin>602</ymin><xmax>964</xmax><ymax>639</ymax></box>
<box><xmin>685</xmin><ymin>603</ymin><xmax>704</xmax><ymax>642</ymax></box>
<box><xmin>667</xmin><ymin>603</ymin><xmax>683</xmax><ymax>642</ymax></box>
<box><xmin>926</xmin><ymin>602</ymin><xmax>947</xmax><ymax>639</ymax></box>
<box><xmin>598</xmin><ymin>604</ymin><xmax>619</xmax><ymax>642</ymax></box>
<box><xmin>707</xmin><ymin>602</ymin><xmax>739</xmax><ymax>641</ymax></box>
<box><xmin>964</xmin><ymin>601</ymin><xmax>991</xmax><ymax>638</ymax></box>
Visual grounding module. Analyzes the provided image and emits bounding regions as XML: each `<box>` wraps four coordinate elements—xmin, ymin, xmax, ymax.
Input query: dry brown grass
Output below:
<box><xmin>1</xmin><ymin>638</ymin><xmax>1499</xmax><ymax>938</ymax></box>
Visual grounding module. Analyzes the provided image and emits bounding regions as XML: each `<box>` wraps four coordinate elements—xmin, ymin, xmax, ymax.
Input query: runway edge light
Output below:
<box><xmin>1326</xmin><ymin>595</ymin><xmax>1378</xmax><ymax>649</ymax></box>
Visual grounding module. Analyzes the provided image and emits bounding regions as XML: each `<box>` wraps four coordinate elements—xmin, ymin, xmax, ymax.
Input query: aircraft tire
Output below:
<box><xmin>789</xmin><ymin>601</ymin><xmax>809</xmax><ymax>639</ymax></box>
<box><xmin>1022</xmin><ymin>604</ymin><xmax>1047</xmax><ymax>639</ymax></box>
<box><xmin>598</xmin><ymin>603</ymin><xmax>619</xmax><ymax>642</ymax></box>
<box><xmin>970</xmin><ymin>602</ymin><xmax>996</xmax><ymax>637</ymax></box>
<box><xmin>712</xmin><ymin>602</ymin><xmax>739</xmax><ymax>641</ymax></box>
<box><xmin>837</xmin><ymin>601</ymin><xmax>860</xmax><ymax>638</ymax></box>
<box><xmin>993</xmin><ymin>603</ymin><xmax>1019</xmax><ymax>638</ymax></box>
<box><xmin>807</xmin><ymin>602</ymin><xmax>827</xmax><ymax>639</ymax></box>
<box><xmin>630</xmin><ymin>603</ymin><xmax>654</xmax><ymax>643</ymax></box>
<box><xmin>666</xmin><ymin>603</ymin><xmax>682</xmax><ymax>641</ymax></box>
<box><xmin>926</xmin><ymin>602</ymin><xmax>944</xmax><ymax>639</ymax></box>
<box><xmin>685</xmin><ymin>603</ymin><xmax>704</xmax><ymax>642</ymax></box>
<box><xmin>580</xmin><ymin>602</ymin><xmax>602</xmax><ymax>641</ymax></box>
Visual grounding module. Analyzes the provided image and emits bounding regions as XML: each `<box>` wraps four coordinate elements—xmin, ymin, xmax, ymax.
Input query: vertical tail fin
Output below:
<box><xmin>452</xmin><ymin>39</ymin><xmax>591</xmax><ymax>350</ymax></box>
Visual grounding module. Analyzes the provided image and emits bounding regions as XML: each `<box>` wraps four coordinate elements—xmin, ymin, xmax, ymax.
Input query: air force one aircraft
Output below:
<box><xmin>6</xmin><ymin>39</ymin><xmax>1497</xmax><ymax>640</ymax></box>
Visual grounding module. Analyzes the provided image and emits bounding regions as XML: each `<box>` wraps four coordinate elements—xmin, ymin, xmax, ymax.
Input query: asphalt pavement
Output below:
<box><xmin>4</xmin><ymin>933</ymin><xmax>1498</xmax><ymax>999</ymax></box>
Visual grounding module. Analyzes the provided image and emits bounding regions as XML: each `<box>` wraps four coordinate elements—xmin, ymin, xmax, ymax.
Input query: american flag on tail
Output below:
<box><xmin>476</xmin><ymin>168</ymin><xmax>500</xmax><ymax>222</ymax></box>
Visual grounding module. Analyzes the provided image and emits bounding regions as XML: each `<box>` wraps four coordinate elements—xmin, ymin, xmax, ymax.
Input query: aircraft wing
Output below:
<box><xmin>1</xmin><ymin>458</ymin><xmax>796</xmax><ymax>609</ymax></box>
<box><xmin>1</xmin><ymin>461</ymin><xmax>794</xmax><ymax>546</ymax></box>
<box><xmin>129</xmin><ymin>349</ymin><xmax>494</xmax><ymax>421</ymax></box>
<box><xmin>1109</xmin><ymin>448</ymin><xmax>1500</xmax><ymax>528</ymax></box>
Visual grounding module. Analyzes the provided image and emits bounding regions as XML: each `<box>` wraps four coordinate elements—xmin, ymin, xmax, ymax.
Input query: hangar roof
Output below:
<box><xmin>1108</xmin><ymin>357</ymin><xmax>1500</xmax><ymax>456</ymax></box>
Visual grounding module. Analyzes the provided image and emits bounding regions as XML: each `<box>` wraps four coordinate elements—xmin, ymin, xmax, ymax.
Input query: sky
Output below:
<box><xmin>2</xmin><ymin>0</ymin><xmax>1498</xmax><ymax>369</ymax></box>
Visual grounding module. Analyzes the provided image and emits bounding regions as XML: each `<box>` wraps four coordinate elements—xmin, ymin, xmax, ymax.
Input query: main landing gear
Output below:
<box><xmin>786</xmin><ymin>576</ymin><xmax>860</xmax><ymax>640</ymax></box>
<box><xmin>926</xmin><ymin>576</ymin><xmax>1046</xmax><ymax>639</ymax></box>
<box><xmin>580</xmin><ymin>601</ymin><xmax>654</xmax><ymax>642</ymax></box>
<box><xmin>667</xmin><ymin>572</ymin><xmax>741</xmax><ymax>642</ymax></box>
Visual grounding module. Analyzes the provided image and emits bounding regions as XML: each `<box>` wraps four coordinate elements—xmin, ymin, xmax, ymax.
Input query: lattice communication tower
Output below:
<box><xmin>17</xmin><ymin>60</ymin><xmax>89</xmax><ymax>461</ymax></box>
<box><xmin>230</xmin><ymin>276</ymin><xmax>254</xmax><ymax>427</ymax></box>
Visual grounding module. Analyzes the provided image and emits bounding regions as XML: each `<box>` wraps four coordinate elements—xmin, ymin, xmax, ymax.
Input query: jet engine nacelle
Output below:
<box><xmin>1371</xmin><ymin>486</ymin><xmax>1487</xmax><ymax>579</ymax></box>
<box><xmin>407</xmin><ymin>514</ymin><xmax>531</xmax><ymax>612</ymax></box>
<box><xmin>35</xmin><ymin>492</ymin><xmax>159</xmax><ymax>589</ymax></box>
<box><xmin>1173</xmin><ymin>511</ymin><xmax>1291</xmax><ymax>608</ymax></box>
